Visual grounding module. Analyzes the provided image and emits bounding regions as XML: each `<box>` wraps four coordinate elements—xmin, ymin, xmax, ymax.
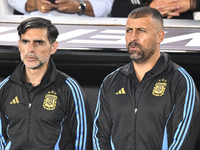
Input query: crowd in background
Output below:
<box><xmin>0</xmin><ymin>0</ymin><xmax>200</xmax><ymax>20</ymax></box>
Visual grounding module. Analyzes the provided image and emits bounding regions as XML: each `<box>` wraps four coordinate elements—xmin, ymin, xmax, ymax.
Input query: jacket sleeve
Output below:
<box><xmin>93</xmin><ymin>81</ymin><xmax>113</xmax><ymax>150</ymax></box>
<box><xmin>166</xmin><ymin>67</ymin><xmax>200</xmax><ymax>150</ymax></box>
<box><xmin>0</xmin><ymin>77</ymin><xmax>10</xmax><ymax>150</ymax></box>
<box><xmin>65</xmin><ymin>77</ymin><xmax>89</xmax><ymax>150</ymax></box>
<box><xmin>0</xmin><ymin>111</ymin><xmax>8</xmax><ymax>150</ymax></box>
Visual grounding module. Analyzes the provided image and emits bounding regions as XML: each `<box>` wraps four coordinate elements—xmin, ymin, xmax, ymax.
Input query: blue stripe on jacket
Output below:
<box><xmin>54</xmin><ymin>116</ymin><xmax>68</xmax><ymax>150</ymax></box>
<box><xmin>166</xmin><ymin>67</ymin><xmax>195</xmax><ymax>150</ymax></box>
<box><xmin>93</xmin><ymin>68</ymin><xmax>120</xmax><ymax>150</ymax></box>
<box><xmin>65</xmin><ymin>77</ymin><xmax>87</xmax><ymax>150</ymax></box>
<box><xmin>162</xmin><ymin>105</ymin><xmax>175</xmax><ymax>150</ymax></box>
<box><xmin>0</xmin><ymin>76</ymin><xmax>10</xmax><ymax>150</ymax></box>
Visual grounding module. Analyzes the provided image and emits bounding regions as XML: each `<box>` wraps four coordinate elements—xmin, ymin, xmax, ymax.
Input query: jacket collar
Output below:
<box><xmin>10</xmin><ymin>58</ymin><xmax>58</xmax><ymax>86</ymax></box>
<box><xmin>120</xmin><ymin>52</ymin><xmax>171</xmax><ymax>76</ymax></box>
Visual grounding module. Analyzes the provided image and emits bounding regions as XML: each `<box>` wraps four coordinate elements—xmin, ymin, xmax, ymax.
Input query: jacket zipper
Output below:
<box><xmin>134</xmin><ymin>108</ymin><xmax>138</xmax><ymax>150</ymax></box>
<box><xmin>17</xmin><ymin>83</ymin><xmax>32</xmax><ymax>150</ymax></box>
<box><xmin>25</xmin><ymin>83</ymin><xmax>52</xmax><ymax>149</ymax></box>
<box><xmin>26</xmin><ymin>102</ymin><xmax>32</xmax><ymax>150</ymax></box>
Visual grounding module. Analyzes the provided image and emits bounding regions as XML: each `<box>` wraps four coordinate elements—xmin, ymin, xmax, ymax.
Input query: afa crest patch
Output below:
<box><xmin>43</xmin><ymin>91</ymin><xmax>57</xmax><ymax>110</ymax></box>
<box><xmin>152</xmin><ymin>79</ymin><xmax>167</xmax><ymax>96</ymax></box>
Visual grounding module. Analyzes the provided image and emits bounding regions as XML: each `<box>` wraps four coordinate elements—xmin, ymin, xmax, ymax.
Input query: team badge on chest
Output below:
<box><xmin>152</xmin><ymin>79</ymin><xmax>167</xmax><ymax>96</ymax></box>
<box><xmin>43</xmin><ymin>91</ymin><xmax>57</xmax><ymax>110</ymax></box>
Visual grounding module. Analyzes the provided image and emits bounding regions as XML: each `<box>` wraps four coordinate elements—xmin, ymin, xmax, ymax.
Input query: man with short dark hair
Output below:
<box><xmin>93</xmin><ymin>7</ymin><xmax>200</xmax><ymax>150</ymax></box>
<box><xmin>0</xmin><ymin>17</ymin><xmax>92</xmax><ymax>150</ymax></box>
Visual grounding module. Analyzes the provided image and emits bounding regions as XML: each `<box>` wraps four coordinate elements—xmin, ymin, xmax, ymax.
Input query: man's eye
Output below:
<box><xmin>126</xmin><ymin>29</ymin><xmax>132</xmax><ymax>33</ymax></box>
<box><xmin>22</xmin><ymin>40</ymin><xmax>28</xmax><ymax>44</ymax></box>
<box><xmin>37</xmin><ymin>41</ymin><xmax>43</xmax><ymax>45</ymax></box>
<box><xmin>139</xmin><ymin>29</ymin><xmax>145</xmax><ymax>32</ymax></box>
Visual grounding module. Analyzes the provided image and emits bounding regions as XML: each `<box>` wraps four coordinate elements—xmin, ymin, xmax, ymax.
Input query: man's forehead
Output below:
<box><xmin>126</xmin><ymin>17</ymin><xmax>154</xmax><ymax>27</ymax></box>
<box><xmin>21</xmin><ymin>28</ymin><xmax>48</xmax><ymax>38</ymax></box>
<box><xmin>23</xmin><ymin>28</ymin><xmax>47</xmax><ymax>34</ymax></box>
<box><xmin>127</xmin><ymin>16</ymin><xmax>152</xmax><ymax>23</ymax></box>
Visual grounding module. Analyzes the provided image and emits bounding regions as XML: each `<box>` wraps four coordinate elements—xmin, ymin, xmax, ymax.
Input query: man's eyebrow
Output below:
<box><xmin>21</xmin><ymin>39</ymin><xmax>29</xmax><ymax>42</ymax></box>
<box><xmin>33</xmin><ymin>40</ymin><xmax>45</xmax><ymax>42</ymax></box>
<box><xmin>126</xmin><ymin>27</ymin><xmax>133</xmax><ymax>30</ymax></box>
<box><xmin>137</xmin><ymin>27</ymin><xmax>146</xmax><ymax>30</ymax></box>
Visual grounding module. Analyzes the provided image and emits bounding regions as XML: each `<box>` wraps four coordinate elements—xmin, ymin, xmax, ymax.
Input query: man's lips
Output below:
<box><xmin>27</xmin><ymin>56</ymin><xmax>36</xmax><ymax>61</ymax></box>
<box><xmin>129</xmin><ymin>46</ymin><xmax>138</xmax><ymax>51</ymax></box>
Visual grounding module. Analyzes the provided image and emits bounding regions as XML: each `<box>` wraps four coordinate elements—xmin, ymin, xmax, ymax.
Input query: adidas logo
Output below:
<box><xmin>10</xmin><ymin>96</ymin><xmax>19</xmax><ymax>104</ymax></box>
<box><xmin>116</xmin><ymin>87</ymin><xmax>126</xmax><ymax>95</ymax></box>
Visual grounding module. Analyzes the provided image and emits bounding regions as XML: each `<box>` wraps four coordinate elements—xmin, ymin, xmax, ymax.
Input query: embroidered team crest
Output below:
<box><xmin>152</xmin><ymin>79</ymin><xmax>167</xmax><ymax>96</ymax></box>
<box><xmin>43</xmin><ymin>91</ymin><xmax>57</xmax><ymax>110</ymax></box>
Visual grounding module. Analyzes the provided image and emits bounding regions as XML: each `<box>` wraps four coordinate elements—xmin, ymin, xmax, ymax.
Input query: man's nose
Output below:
<box><xmin>28</xmin><ymin>42</ymin><xmax>35</xmax><ymax>52</ymax></box>
<box><xmin>130</xmin><ymin>31</ymin><xmax>138</xmax><ymax>42</ymax></box>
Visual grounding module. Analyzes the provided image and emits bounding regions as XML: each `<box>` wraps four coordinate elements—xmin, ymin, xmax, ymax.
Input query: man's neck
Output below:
<box><xmin>25</xmin><ymin>63</ymin><xmax>48</xmax><ymax>87</ymax></box>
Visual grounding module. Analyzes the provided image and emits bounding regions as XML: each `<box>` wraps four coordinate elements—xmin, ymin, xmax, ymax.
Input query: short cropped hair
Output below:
<box><xmin>17</xmin><ymin>17</ymin><xmax>59</xmax><ymax>45</ymax></box>
<box><xmin>128</xmin><ymin>6</ymin><xmax>163</xmax><ymax>28</ymax></box>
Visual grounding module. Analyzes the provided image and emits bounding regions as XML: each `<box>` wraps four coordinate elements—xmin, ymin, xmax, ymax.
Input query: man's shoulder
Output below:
<box><xmin>0</xmin><ymin>76</ymin><xmax>10</xmax><ymax>88</ymax></box>
<box><xmin>102</xmin><ymin>63</ymin><xmax>130</xmax><ymax>85</ymax></box>
<box><xmin>56</xmin><ymin>70</ymin><xmax>82</xmax><ymax>88</ymax></box>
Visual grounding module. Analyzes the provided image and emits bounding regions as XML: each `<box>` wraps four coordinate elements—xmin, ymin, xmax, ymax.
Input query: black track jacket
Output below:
<box><xmin>93</xmin><ymin>53</ymin><xmax>200</xmax><ymax>150</ymax></box>
<box><xmin>0</xmin><ymin>59</ymin><xmax>92</xmax><ymax>150</ymax></box>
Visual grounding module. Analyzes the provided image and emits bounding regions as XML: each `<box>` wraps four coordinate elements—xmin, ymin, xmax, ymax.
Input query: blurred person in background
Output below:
<box><xmin>0</xmin><ymin>0</ymin><xmax>13</xmax><ymax>15</ymax></box>
<box><xmin>7</xmin><ymin>0</ymin><xmax>114</xmax><ymax>17</ymax></box>
<box><xmin>111</xmin><ymin>0</ymin><xmax>200</xmax><ymax>19</ymax></box>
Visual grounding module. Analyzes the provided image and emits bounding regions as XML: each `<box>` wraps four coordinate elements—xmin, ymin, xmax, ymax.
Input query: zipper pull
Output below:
<box><xmin>135</xmin><ymin>108</ymin><xmax>138</xmax><ymax>116</ymax></box>
<box><xmin>29</xmin><ymin>103</ymin><xmax>32</xmax><ymax>108</ymax></box>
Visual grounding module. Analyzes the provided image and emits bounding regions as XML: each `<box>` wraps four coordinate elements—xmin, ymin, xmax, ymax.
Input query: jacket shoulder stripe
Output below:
<box><xmin>0</xmin><ymin>76</ymin><xmax>10</xmax><ymax>89</ymax></box>
<box><xmin>65</xmin><ymin>78</ymin><xmax>87</xmax><ymax>150</ymax></box>
<box><xmin>169</xmin><ymin>67</ymin><xmax>195</xmax><ymax>150</ymax></box>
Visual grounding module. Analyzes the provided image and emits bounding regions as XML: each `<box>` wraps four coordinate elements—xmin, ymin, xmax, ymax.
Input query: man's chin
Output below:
<box><xmin>129</xmin><ymin>53</ymin><xmax>138</xmax><ymax>59</ymax></box>
<box><xmin>25</xmin><ymin>63</ymin><xmax>42</xmax><ymax>69</ymax></box>
<box><xmin>130</xmin><ymin>55</ymin><xmax>143</xmax><ymax>63</ymax></box>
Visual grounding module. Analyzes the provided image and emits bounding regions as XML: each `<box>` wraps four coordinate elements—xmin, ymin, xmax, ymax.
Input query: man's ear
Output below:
<box><xmin>50</xmin><ymin>41</ymin><xmax>58</xmax><ymax>55</ymax></box>
<box><xmin>157</xmin><ymin>30</ymin><xmax>165</xmax><ymax>44</ymax></box>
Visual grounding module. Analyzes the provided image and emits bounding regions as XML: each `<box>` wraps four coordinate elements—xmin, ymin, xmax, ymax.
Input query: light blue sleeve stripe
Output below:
<box><xmin>93</xmin><ymin>89</ymin><xmax>101</xmax><ymax>150</ymax></box>
<box><xmin>0</xmin><ymin>118</ymin><xmax>6</xmax><ymax>146</ymax></box>
<box><xmin>169</xmin><ymin>67</ymin><xmax>195</xmax><ymax>150</ymax></box>
<box><xmin>66</xmin><ymin>78</ymin><xmax>87</xmax><ymax>150</ymax></box>
<box><xmin>110</xmin><ymin>136</ymin><xmax>115</xmax><ymax>150</ymax></box>
<box><xmin>5</xmin><ymin>141</ymin><xmax>11</xmax><ymax>150</ymax></box>
<box><xmin>68</xmin><ymin>77</ymin><xmax>87</xmax><ymax>150</ymax></box>
<box><xmin>93</xmin><ymin>68</ymin><xmax>120</xmax><ymax>150</ymax></box>
<box><xmin>0</xmin><ymin>76</ymin><xmax>10</xmax><ymax>149</ymax></box>
<box><xmin>54</xmin><ymin>116</ymin><xmax>68</xmax><ymax>150</ymax></box>
<box><xmin>0</xmin><ymin>76</ymin><xmax>10</xmax><ymax>89</ymax></box>
<box><xmin>162</xmin><ymin>105</ymin><xmax>175</xmax><ymax>150</ymax></box>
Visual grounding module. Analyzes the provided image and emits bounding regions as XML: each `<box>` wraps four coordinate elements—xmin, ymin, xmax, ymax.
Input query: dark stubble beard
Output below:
<box><xmin>127</xmin><ymin>41</ymin><xmax>157</xmax><ymax>64</ymax></box>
